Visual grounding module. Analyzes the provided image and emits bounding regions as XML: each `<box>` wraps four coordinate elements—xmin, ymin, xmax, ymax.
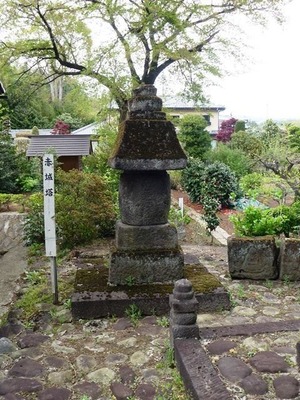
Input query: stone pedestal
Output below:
<box><xmin>228</xmin><ymin>235</ymin><xmax>279</xmax><ymax>280</ymax></box>
<box><xmin>108</xmin><ymin>84</ymin><xmax>187</xmax><ymax>285</ymax></box>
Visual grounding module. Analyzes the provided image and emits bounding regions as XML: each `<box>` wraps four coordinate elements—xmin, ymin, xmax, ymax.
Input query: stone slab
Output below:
<box><xmin>174</xmin><ymin>338</ymin><xmax>231</xmax><ymax>400</ymax></box>
<box><xmin>279</xmin><ymin>238</ymin><xmax>300</xmax><ymax>281</ymax></box>
<box><xmin>71</xmin><ymin>288</ymin><xmax>229</xmax><ymax>320</ymax></box>
<box><xmin>199</xmin><ymin>319</ymin><xmax>300</xmax><ymax>339</ymax></box>
<box><xmin>115</xmin><ymin>221</ymin><xmax>178</xmax><ymax>251</ymax></box>
<box><xmin>228</xmin><ymin>235</ymin><xmax>279</xmax><ymax>280</ymax></box>
<box><xmin>109</xmin><ymin>248</ymin><xmax>184</xmax><ymax>285</ymax></box>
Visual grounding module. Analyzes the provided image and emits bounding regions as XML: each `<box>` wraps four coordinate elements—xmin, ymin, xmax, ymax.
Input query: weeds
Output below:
<box><xmin>24</xmin><ymin>270</ymin><xmax>44</xmax><ymax>285</ymax></box>
<box><xmin>156</xmin><ymin>316</ymin><xmax>170</xmax><ymax>328</ymax></box>
<box><xmin>125</xmin><ymin>304</ymin><xmax>142</xmax><ymax>326</ymax></box>
<box><xmin>264</xmin><ymin>279</ymin><xmax>274</xmax><ymax>289</ymax></box>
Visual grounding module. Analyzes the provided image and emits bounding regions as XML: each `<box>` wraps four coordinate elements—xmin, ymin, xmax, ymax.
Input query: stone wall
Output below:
<box><xmin>0</xmin><ymin>212</ymin><xmax>26</xmax><ymax>254</ymax></box>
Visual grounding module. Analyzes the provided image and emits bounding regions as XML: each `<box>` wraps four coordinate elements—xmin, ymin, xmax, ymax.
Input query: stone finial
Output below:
<box><xmin>169</xmin><ymin>279</ymin><xmax>199</xmax><ymax>344</ymax></box>
<box><xmin>108</xmin><ymin>84</ymin><xmax>187</xmax><ymax>171</ymax></box>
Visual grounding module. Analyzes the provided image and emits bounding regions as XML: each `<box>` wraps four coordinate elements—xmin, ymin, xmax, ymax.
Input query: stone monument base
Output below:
<box><xmin>71</xmin><ymin>255</ymin><xmax>231</xmax><ymax>320</ymax></box>
<box><xmin>109</xmin><ymin>247</ymin><xmax>184</xmax><ymax>285</ymax></box>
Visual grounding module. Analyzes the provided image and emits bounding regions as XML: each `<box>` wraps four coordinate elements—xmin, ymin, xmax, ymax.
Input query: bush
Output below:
<box><xmin>178</xmin><ymin>114</ymin><xmax>211</xmax><ymax>159</ymax></box>
<box><xmin>206</xmin><ymin>143</ymin><xmax>252</xmax><ymax>179</ymax></box>
<box><xmin>199</xmin><ymin>162</ymin><xmax>241</xmax><ymax>207</ymax></box>
<box><xmin>230</xmin><ymin>131</ymin><xmax>263</xmax><ymax>157</ymax></box>
<box><xmin>182</xmin><ymin>160</ymin><xmax>240</xmax><ymax>206</ymax></box>
<box><xmin>181</xmin><ymin>159</ymin><xmax>205</xmax><ymax>203</ymax></box>
<box><xmin>230</xmin><ymin>202</ymin><xmax>300</xmax><ymax>237</ymax></box>
<box><xmin>23</xmin><ymin>193</ymin><xmax>45</xmax><ymax>245</ymax></box>
<box><xmin>55</xmin><ymin>169</ymin><xmax>116</xmax><ymax>248</ymax></box>
<box><xmin>24</xmin><ymin>170</ymin><xmax>117</xmax><ymax>249</ymax></box>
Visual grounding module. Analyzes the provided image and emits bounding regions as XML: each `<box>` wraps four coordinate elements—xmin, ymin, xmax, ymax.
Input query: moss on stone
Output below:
<box><xmin>74</xmin><ymin>261</ymin><xmax>222</xmax><ymax>296</ymax></box>
<box><xmin>110</xmin><ymin>120</ymin><xmax>186</xmax><ymax>160</ymax></box>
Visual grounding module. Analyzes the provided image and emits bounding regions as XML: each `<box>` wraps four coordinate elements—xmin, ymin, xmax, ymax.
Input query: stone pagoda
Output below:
<box><xmin>108</xmin><ymin>84</ymin><xmax>187</xmax><ymax>285</ymax></box>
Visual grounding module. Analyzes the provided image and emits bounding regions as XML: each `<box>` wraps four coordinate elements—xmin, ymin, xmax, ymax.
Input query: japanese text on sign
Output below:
<box><xmin>43</xmin><ymin>154</ymin><xmax>56</xmax><ymax>256</ymax></box>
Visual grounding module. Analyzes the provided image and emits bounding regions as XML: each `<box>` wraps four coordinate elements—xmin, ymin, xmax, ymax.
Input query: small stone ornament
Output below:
<box><xmin>169</xmin><ymin>279</ymin><xmax>199</xmax><ymax>344</ymax></box>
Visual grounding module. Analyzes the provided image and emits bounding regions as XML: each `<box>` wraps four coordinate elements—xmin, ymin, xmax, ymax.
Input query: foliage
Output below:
<box><xmin>230</xmin><ymin>202</ymin><xmax>300</xmax><ymax>237</ymax></box>
<box><xmin>55</xmin><ymin>169</ymin><xmax>116</xmax><ymax>248</ymax></box>
<box><xmin>182</xmin><ymin>159</ymin><xmax>240</xmax><ymax>206</ymax></box>
<box><xmin>15</xmin><ymin>271</ymin><xmax>51</xmax><ymax>320</ymax></box>
<box><xmin>0</xmin><ymin>1</ymin><xmax>287</xmax><ymax>121</ymax></box>
<box><xmin>255</xmin><ymin>132</ymin><xmax>300</xmax><ymax>201</ymax></box>
<box><xmin>229</xmin><ymin>130</ymin><xmax>263</xmax><ymax>158</ymax></box>
<box><xmin>169</xmin><ymin>170</ymin><xmax>182</xmax><ymax>190</ymax></box>
<box><xmin>0</xmin><ymin>193</ymin><xmax>25</xmax><ymax>211</ymax></box>
<box><xmin>287</xmin><ymin>124</ymin><xmax>300</xmax><ymax>151</ymax></box>
<box><xmin>125</xmin><ymin>304</ymin><xmax>142</xmax><ymax>327</ymax></box>
<box><xmin>24</xmin><ymin>170</ymin><xmax>116</xmax><ymax>248</ymax></box>
<box><xmin>182</xmin><ymin>160</ymin><xmax>240</xmax><ymax>237</ymax></box>
<box><xmin>53</xmin><ymin>113</ymin><xmax>84</xmax><ymax>131</ymax></box>
<box><xmin>215</xmin><ymin>118</ymin><xmax>238</xmax><ymax>142</ymax></box>
<box><xmin>168</xmin><ymin>205</ymin><xmax>191</xmax><ymax>227</ymax></box>
<box><xmin>31</xmin><ymin>126</ymin><xmax>39</xmax><ymax>135</ymax></box>
<box><xmin>234</xmin><ymin>120</ymin><xmax>246</xmax><ymax>133</ymax></box>
<box><xmin>199</xmin><ymin>162</ymin><xmax>240</xmax><ymax>207</ymax></box>
<box><xmin>178</xmin><ymin>114</ymin><xmax>211</xmax><ymax>159</ymax></box>
<box><xmin>0</xmin><ymin>130</ymin><xmax>21</xmax><ymax>193</ymax></box>
<box><xmin>206</xmin><ymin>143</ymin><xmax>252</xmax><ymax>179</ymax></box>
<box><xmin>240</xmin><ymin>172</ymin><xmax>291</xmax><ymax>205</ymax></box>
<box><xmin>201</xmin><ymin>196</ymin><xmax>220</xmax><ymax>239</ymax></box>
<box><xmin>259</xmin><ymin>119</ymin><xmax>283</xmax><ymax>146</ymax></box>
<box><xmin>51</xmin><ymin>120</ymin><xmax>71</xmax><ymax>135</ymax></box>
<box><xmin>0</xmin><ymin>62</ymin><xmax>98</xmax><ymax>129</ymax></box>
<box><xmin>181</xmin><ymin>159</ymin><xmax>205</xmax><ymax>203</ymax></box>
<box><xmin>83</xmin><ymin>122</ymin><xmax>120</xmax><ymax>195</ymax></box>
<box><xmin>23</xmin><ymin>193</ymin><xmax>45</xmax><ymax>245</ymax></box>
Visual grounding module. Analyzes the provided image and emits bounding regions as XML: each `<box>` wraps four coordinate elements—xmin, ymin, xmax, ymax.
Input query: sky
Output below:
<box><xmin>206</xmin><ymin>0</ymin><xmax>300</xmax><ymax>123</ymax></box>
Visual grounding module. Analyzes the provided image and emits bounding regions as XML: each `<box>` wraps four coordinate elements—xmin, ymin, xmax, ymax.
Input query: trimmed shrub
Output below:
<box><xmin>24</xmin><ymin>170</ymin><xmax>117</xmax><ymax>249</ymax></box>
<box><xmin>181</xmin><ymin>159</ymin><xmax>205</xmax><ymax>203</ymax></box>
<box><xmin>55</xmin><ymin>169</ymin><xmax>116</xmax><ymax>248</ymax></box>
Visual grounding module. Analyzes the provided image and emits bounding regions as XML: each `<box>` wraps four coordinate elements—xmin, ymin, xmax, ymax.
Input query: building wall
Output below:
<box><xmin>166</xmin><ymin>108</ymin><xmax>221</xmax><ymax>133</ymax></box>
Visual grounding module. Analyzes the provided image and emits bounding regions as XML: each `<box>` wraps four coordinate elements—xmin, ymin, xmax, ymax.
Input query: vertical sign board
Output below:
<box><xmin>43</xmin><ymin>154</ymin><xmax>56</xmax><ymax>256</ymax></box>
<box><xmin>43</xmin><ymin>154</ymin><xmax>58</xmax><ymax>304</ymax></box>
<box><xmin>178</xmin><ymin>197</ymin><xmax>184</xmax><ymax>217</ymax></box>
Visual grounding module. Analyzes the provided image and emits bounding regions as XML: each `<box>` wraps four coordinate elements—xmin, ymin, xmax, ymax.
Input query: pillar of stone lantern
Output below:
<box><xmin>108</xmin><ymin>84</ymin><xmax>187</xmax><ymax>285</ymax></box>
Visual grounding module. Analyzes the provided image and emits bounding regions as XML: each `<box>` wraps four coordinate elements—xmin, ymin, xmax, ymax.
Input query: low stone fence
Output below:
<box><xmin>0</xmin><ymin>212</ymin><xmax>26</xmax><ymax>255</ymax></box>
<box><xmin>228</xmin><ymin>235</ymin><xmax>300</xmax><ymax>281</ymax></box>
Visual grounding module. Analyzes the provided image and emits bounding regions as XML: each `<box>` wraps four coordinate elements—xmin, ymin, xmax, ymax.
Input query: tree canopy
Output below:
<box><xmin>0</xmin><ymin>0</ymin><xmax>289</xmax><ymax>120</ymax></box>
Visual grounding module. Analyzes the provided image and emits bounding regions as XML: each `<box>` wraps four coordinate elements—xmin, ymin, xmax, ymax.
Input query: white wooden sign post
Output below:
<box><xmin>43</xmin><ymin>154</ymin><xmax>59</xmax><ymax>304</ymax></box>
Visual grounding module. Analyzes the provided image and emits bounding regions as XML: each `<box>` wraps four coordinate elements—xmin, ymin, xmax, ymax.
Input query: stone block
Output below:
<box><xmin>109</xmin><ymin>248</ymin><xmax>184</xmax><ymax>285</ymax></box>
<box><xmin>228</xmin><ymin>235</ymin><xmax>279</xmax><ymax>280</ymax></box>
<box><xmin>170</xmin><ymin>324</ymin><xmax>199</xmax><ymax>340</ymax></box>
<box><xmin>115</xmin><ymin>221</ymin><xmax>178</xmax><ymax>250</ymax></box>
<box><xmin>119</xmin><ymin>171</ymin><xmax>170</xmax><ymax>225</ymax></box>
<box><xmin>279</xmin><ymin>238</ymin><xmax>300</xmax><ymax>281</ymax></box>
<box><xmin>169</xmin><ymin>295</ymin><xmax>199</xmax><ymax>313</ymax></box>
<box><xmin>170</xmin><ymin>311</ymin><xmax>197</xmax><ymax>325</ymax></box>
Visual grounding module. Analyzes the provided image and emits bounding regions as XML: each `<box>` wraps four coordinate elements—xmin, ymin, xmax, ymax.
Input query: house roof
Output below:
<box><xmin>163</xmin><ymin>98</ymin><xmax>225</xmax><ymax>112</ymax></box>
<box><xmin>26</xmin><ymin>134</ymin><xmax>92</xmax><ymax>157</ymax></box>
<box><xmin>72</xmin><ymin>122</ymin><xmax>100</xmax><ymax>135</ymax></box>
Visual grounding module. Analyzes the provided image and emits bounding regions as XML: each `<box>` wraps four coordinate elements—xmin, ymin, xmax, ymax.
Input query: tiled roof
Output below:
<box><xmin>26</xmin><ymin>134</ymin><xmax>92</xmax><ymax>157</ymax></box>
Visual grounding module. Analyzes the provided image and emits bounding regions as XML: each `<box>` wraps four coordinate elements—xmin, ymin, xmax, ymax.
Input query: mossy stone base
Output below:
<box><xmin>71</xmin><ymin>260</ymin><xmax>230</xmax><ymax>319</ymax></box>
<box><xmin>109</xmin><ymin>247</ymin><xmax>184</xmax><ymax>285</ymax></box>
